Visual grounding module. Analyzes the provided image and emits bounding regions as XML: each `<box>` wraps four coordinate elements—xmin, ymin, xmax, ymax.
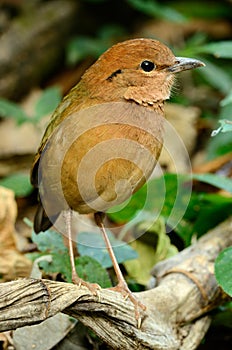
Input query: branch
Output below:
<box><xmin>1</xmin><ymin>219</ymin><xmax>232</xmax><ymax>350</ymax></box>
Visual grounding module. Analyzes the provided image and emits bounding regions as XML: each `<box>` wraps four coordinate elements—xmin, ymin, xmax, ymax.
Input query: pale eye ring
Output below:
<box><xmin>140</xmin><ymin>60</ymin><xmax>156</xmax><ymax>72</ymax></box>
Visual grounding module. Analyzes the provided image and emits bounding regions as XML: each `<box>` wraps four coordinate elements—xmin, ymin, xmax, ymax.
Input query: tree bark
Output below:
<box><xmin>0</xmin><ymin>219</ymin><xmax>232</xmax><ymax>350</ymax></box>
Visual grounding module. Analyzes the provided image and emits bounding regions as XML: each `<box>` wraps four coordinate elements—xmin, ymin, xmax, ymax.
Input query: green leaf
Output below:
<box><xmin>126</xmin><ymin>0</ymin><xmax>186</xmax><ymax>22</ymax></box>
<box><xmin>75</xmin><ymin>256</ymin><xmax>111</xmax><ymax>287</ymax></box>
<box><xmin>0</xmin><ymin>98</ymin><xmax>29</xmax><ymax>124</ymax></box>
<box><xmin>38</xmin><ymin>250</ymin><xmax>72</xmax><ymax>281</ymax></box>
<box><xmin>33</xmin><ymin>86</ymin><xmax>61</xmax><ymax>121</ymax></box>
<box><xmin>206</xmin><ymin>104</ymin><xmax>232</xmax><ymax>159</ymax></box>
<box><xmin>180</xmin><ymin>192</ymin><xmax>232</xmax><ymax>242</ymax></box>
<box><xmin>97</xmin><ymin>24</ymin><xmax>126</xmax><ymax>40</ymax></box>
<box><xmin>211</xmin><ymin>119</ymin><xmax>232</xmax><ymax>136</ymax></box>
<box><xmin>77</xmin><ymin>231</ymin><xmax>138</xmax><ymax>268</ymax></box>
<box><xmin>66</xmin><ymin>37</ymin><xmax>106</xmax><ymax>66</ymax></box>
<box><xmin>0</xmin><ymin>88</ymin><xmax>61</xmax><ymax>125</ymax></box>
<box><xmin>207</xmin><ymin>130</ymin><xmax>232</xmax><ymax>159</ymax></box>
<box><xmin>220</xmin><ymin>90</ymin><xmax>232</xmax><ymax>107</ymax></box>
<box><xmin>197</xmin><ymin>58</ymin><xmax>232</xmax><ymax>94</ymax></box>
<box><xmin>215</xmin><ymin>247</ymin><xmax>232</xmax><ymax>297</ymax></box>
<box><xmin>219</xmin><ymin>102</ymin><xmax>232</xmax><ymax>121</ymax></box>
<box><xmin>220</xmin><ymin>91</ymin><xmax>232</xmax><ymax>107</ymax></box>
<box><xmin>66</xmin><ymin>24</ymin><xmax>126</xmax><ymax>66</ymax></box>
<box><xmin>192</xmin><ymin>173</ymin><xmax>232</xmax><ymax>193</ymax></box>
<box><xmin>197</xmin><ymin>41</ymin><xmax>232</xmax><ymax>59</ymax></box>
<box><xmin>23</xmin><ymin>217</ymin><xmax>33</xmax><ymax>228</ymax></box>
<box><xmin>108</xmin><ymin>174</ymin><xmax>192</xmax><ymax>232</ymax></box>
<box><xmin>124</xmin><ymin>218</ymin><xmax>178</xmax><ymax>285</ymax></box>
<box><xmin>175</xmin><ymin>219</ymin><xmax>194</xmax><ymax>246</ymax></box>
<box><xmin>31</xmin><ymin>230</ymin><xmax>71</xmax><ymax>280</ymax></box>
<box><xmin>171</xmin><ymin>1</ymin><xmax>229</xmax><ymax>19</ymax></box>
<box><xmin>212</xmin><ymin>302</ymin><xmax>232</xmax><ymax>328</ymax></box>
<box><xmin>31</xmin><ymin>230</ymin><xmax>111</xmax><ymax>287</ymax></box>
<box><xmin>0</xmin><ymin>173</ymin><xmax>33</xmax><ymax>197</ymax></box>
<box><xmin>31</xmin><ymin>229</ymin><xmax>67</xmax><ymax>253</ymax></box>
<box><xmin>109</xmin><ymin>174</ymin><xmax>232</xmax><ymax>245</ymax></box>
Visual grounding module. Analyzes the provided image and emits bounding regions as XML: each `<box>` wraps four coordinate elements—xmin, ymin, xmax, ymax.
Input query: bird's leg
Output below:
<box><xmin>94</xmin><ymin>212</ymin><xmax>146</xmax><ymax>323</ymax></box>
<box><xmin>65</xmin><ymin>209</ymin><xmax>79</xmax><ymax>283</ymax></box>
<box><xmin>64</xmin><ymin>209</ymin><xmax>100</xmax><ymax>294</ymax></box>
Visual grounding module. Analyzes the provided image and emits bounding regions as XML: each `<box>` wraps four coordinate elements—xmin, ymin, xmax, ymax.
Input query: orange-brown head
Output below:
<box><xmin>81</xmin><ymin>38</ymin><xmax>204</xmax><ymax>107</ymax></box>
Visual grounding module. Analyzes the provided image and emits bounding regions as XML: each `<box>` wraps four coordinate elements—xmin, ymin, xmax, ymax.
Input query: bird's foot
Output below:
<box><xmin>109</xmin><ymin>281</ymin><xmax>146</xmax><ymax>327</ymax></box>
<box><xmin>72</xmin><ymin>273</ymin><xmax>101</xmax><ymax>296</ymax></box>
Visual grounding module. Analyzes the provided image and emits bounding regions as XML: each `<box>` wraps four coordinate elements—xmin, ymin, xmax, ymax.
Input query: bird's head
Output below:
<box><xmin>82</xmin><ymin>38</ymin><xmax>204</xmax><ymax>107</ymax></box>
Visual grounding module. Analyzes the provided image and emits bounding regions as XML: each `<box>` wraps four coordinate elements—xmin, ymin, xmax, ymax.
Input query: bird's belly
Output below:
<box><xmin>61</xmin><ymin>124</ymin><xmax>162</xmax><ymax>213</ymax></box>
<box><xmin>38</xmin><ymin>102</ymin><xmax>164</xmax><ymax>216</ymax></box>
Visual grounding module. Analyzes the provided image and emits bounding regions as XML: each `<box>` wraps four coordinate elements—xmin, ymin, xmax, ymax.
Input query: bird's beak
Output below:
<box><xmin>167</xmin><ymin>57</ymin><xmax>205</xmax><ymax>73</ymax></box>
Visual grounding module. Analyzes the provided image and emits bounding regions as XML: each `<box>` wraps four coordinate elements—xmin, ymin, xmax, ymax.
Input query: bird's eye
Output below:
<box><xmin>140</xmin><ymin>60</ymin><xmax>156</xmax><ymax>72</ymax></box>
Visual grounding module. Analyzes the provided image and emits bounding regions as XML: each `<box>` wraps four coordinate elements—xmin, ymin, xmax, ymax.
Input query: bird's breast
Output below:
<box><xmin>38</xmin><ymin>102</ymin><xmax>164</xmax><ymax>216</ymax></box>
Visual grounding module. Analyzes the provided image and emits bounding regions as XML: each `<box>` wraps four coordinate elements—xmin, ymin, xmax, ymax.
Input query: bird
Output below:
<box><xmin>31</xmin><ymin>38</ymin><xmax>204</xmax><ymax>320</ymax></box>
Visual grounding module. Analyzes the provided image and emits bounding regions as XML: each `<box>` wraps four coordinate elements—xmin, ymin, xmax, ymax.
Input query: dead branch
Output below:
<box><xmin>0</xmin><ymin>218</ymin><xmax>232</xmax><ymax>350</ymax></box>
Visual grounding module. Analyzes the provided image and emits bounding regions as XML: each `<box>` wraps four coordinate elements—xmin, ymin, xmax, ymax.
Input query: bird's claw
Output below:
<box><xmin>109</xmin><ymin>282</ymin><xmax>146</xmax><ymax>327</ymax></box>
<box><xmin>72</xmin><ymin>274</ymin><xmax>101</xmax><ymax>297</ymax></box>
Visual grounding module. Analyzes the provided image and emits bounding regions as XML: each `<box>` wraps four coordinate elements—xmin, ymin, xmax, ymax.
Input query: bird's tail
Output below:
<box><xmin>33</xmin><ymin>201</ymin><xmax>58</xmax><ymax>233</ymax></box>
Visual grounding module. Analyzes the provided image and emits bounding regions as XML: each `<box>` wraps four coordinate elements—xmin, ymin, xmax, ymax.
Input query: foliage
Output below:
<box><xmin>171</xmin><ymin>1</ymin><xmax>230</xmax><ymax>19</ymax></box>
<box><xmin>108</xmin><ymin>173</ymin><xmax>232</xmax><ymax>246</ymax></box>
<box><xmin>207</xmin><ymin>116</ymin><xmax>232</xmax><ymax>160</ymax></box>
<box><xmin>126</xmin><ymin>0</ymin><xmax>186</xmax><ymax>22</ymax></box>
<box><xmin>176</xmin><ymin>39</ymin><xmax>232</xmax><ymax>94</ymax></box>
<box><xmin>189</xmin><ymin>41</ymin><xmax>232</xmax><ymax>59</ymax></box>
<box><xmin>215</xmin><ymin>247</ymin><xmax>232</xmax><ymax>297</ymax></box>
<box><xmin>0</xmin><ymin>173</ymin><xmax>33</xmax><ymax>197</ymax></box>
<box><xmin>209</xmin><ymin>116</ymin><xmax>232</xmax><ymax>159</ymax></box>
<box><xmin>29</xmin><ymin>228</ymin><xmax>138</xmax><ymax>287</ymax></box>
<box><xmin>212</xmin><ymin>302</ymin><xmax>232</xmax><ymax>328</ymax></box>
<box><xmin>0</xmin><ymin>86</ymin><xmax>62</xmax><ymax>196</ymax></box>
<box><xmin>211</xmin><ymin>119</ymin><xmax>232</xmax><ymax>136</ymax></box>
<box><xmin>123</xmin><ymin>217</ymin><xmax>178</xmax><ymax>285</ymax></box>
<box><xmin>66</xmin><ymin>25</ymin><xmax>126</xmax><ymax>66</ymax></box>
<box><xmin>192</xmin><ymin>173</ymin><xmax>232</xmax><ymax>193</ymax></box>
<box><xmin>29</xmin><ymin>229</ymin><xmax>112</xmax><ymax>287</ymax></box>
<box><xmin>0</xmin><ymin>86</ymin><xmax>61</xmax><ymax>125</ymax></box>
<box><xmin>77</xmin><ymin>231</ymin><xmax>137</xmax><ymax>268</ymax></box>
<box><xmin>175</xmin><ymin>35</ymin><xmax>232</xmax><ymax>161</ymax></box>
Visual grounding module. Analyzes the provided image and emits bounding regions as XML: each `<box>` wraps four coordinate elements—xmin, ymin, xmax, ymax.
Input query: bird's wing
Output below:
<box><xmin>30</xmin><ymin>82</ymin><xmax>89</xmax><ymax>187</ymax></box>
<box><xmin>31</xmin><ymin>83</ymin><xmax>89</xmax><ymax>233</ymax></box>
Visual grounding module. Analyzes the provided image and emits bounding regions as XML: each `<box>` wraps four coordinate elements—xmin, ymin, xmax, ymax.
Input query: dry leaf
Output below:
<box><xmin>0</xmin><ymin>186</ymin><xmax>17</xmax><ymax>250</ymax></box>
<box><xmin>0</xmin><ymin>186</ymin><xmax>32</xmax><ymax>281</ymax></box>
<box><xmin>0</xmin><ymin>116</ymin><xmax>46</xmax><ymax>159</ymax></box>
